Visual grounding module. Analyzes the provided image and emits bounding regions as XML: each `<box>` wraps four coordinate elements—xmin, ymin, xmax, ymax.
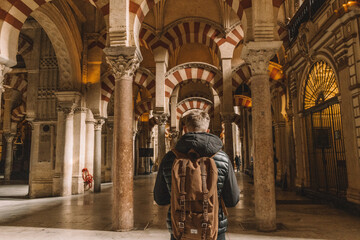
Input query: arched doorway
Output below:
<box><xmin>303</xmin><ymin>61</ymin><xmax>348</xmax><ymax>197</ymax></box>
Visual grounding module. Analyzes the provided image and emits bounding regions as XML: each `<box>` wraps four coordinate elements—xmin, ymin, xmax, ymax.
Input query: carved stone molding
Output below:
<box><xmin>289</xmin><ymin>72</ymin><xmax>297</xmax><ymax>98</ymax></box>
<box><xmin>94</xmin><ymin>119</ymin><xmax>105</xmax><ymax>131</ymax></box>
<box><xmin>31</xmin><ymin>8</ymin><xmax>74</xmax><ymax>90</ymax></box>
<box><xmin>241</xmin><ymin>41</ymin><xmax>283</xmax><ymax>76</ymax></box>
<box><xmin>104</xmin><ymin>46</ymin><xmax>140</xmax><ymax>80</ymax></box>
<box><xmin>154</xmin><ymin>113</ymin><xmax>169</xmax><ymax>126</ymax></box>
<box><xmin>0</xmin><ymin>64</ymin><xmax>12</xmax><ymax>93</ymax></box>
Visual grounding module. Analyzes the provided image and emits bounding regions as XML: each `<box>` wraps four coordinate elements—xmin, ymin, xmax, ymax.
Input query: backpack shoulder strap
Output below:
<box><xmin>171</xmin><ymin>149</ymin><xmax>187</xmax><ymax>159</ymax></box>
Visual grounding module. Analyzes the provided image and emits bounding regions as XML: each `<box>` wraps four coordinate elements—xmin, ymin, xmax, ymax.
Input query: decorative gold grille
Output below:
<box><xmin>304</xmin><ymin>61</ymin><xmax>338</xmax><ymax>110</ymax></box>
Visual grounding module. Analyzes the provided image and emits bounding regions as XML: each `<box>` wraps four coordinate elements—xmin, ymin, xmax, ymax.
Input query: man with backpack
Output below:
<box><xmin>154</xmin><ymin>110</ymin><xmax>240</xmax><ymax>240</ymax></box>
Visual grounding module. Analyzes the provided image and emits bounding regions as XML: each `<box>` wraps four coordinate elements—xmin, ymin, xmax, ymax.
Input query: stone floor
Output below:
<box><xmin>0</xmin><ymin>173</ymin><xmax>360</xmax><ymax>239</ymax></box>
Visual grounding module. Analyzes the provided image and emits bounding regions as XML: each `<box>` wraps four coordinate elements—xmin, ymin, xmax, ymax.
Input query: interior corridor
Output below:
<box><xmin>1</xmin><ymin>173</ymin><xmax>359</xmax><ymax>240</ymax></box>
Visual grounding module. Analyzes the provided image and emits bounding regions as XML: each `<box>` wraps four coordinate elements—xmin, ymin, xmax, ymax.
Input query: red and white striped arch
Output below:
<box><xmin>87</xmin><ymin>31</ymin><xmax>107</xmax><ymax>51</ymax></box>
<box><xmin>143</xmin><ymin>20</ymin><xmax>225</xmax><ymax>56</ymax></box>
<box><xmin>165</xmin><ymin>63</ymin><xmax>222</xmax><ymax>101</ymax></box>
<box><xmin>131</xmin><ymin>0</ymin><xmax>247</xmax><ymax>50</ymax></box>
<box><xmin>12</xmin><ymin>104</ymin><xmax>26</xmax><ymax>122</ymax></box>
<box><xmin>139</xmin><ymin>20</ymin><xmax>244</xmax><ymax>59</ymax></box>
<box><xmin>135</xmin><ymin>99</ymin><xmax>152</xmax><ymax>120</ymax></box>
<box><xmin>89</xmin><ymin>0</ymin><xmax>110</xmax><ymax>26</ymax></box>
<box><xmin>133</xmin><ymin>67</ymin><xmax>156</xmax><ymax>97</ymax></box>
<box><xmin>101</xmin><ymin>67</ymin><xmax>155</xmax><ymax>103</ymax></box>
<box><xmin>7</xmin><ymin>73</ymin><xmax>28</xmax><ymax>122</ymax></box>
<box><xmin>0</xmin><ymin>0</ymin><xmax>107</xmax><ymax>66</ymax></box>
<box><xmin>176</xmin><ymin>98</ymin><xmax>213</xmax><ymax>120</ymax></box>
<box><xmin>232</xmin><ymin>63</ymin><xmax>251</xmax><ymax>90</ymax></box>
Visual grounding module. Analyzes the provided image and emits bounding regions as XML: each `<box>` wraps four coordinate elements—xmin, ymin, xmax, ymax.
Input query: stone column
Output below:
<box><xmin>155</xmin><ymin>113</ymin><xmax>169</xmax><ymax>165</ymax></box>
<box><xmin>213</xmin><ymin>93</ymin><xmax>222</xmax><ymax>136</ymax></box>
<box><xmin>0</xmin><ymin>64</ymin><xmax>12</xmax><ymax>119</ymax></box>
<box><xmin>72</xmin><ymin>107</ymin><xmax>87</xmax><ymax>194</ymax></box>
<box><xmin>62</xmin><ymin>107</ymin><xmax>74</xmax><ymax>196</ymax></box>
<box><xmin>55</xmin><ymin>92</ymin><xmax>81</xmax><ymax>196</ymax></box>
<box><xmin>336</xmin><ymin>56</ymin><xmax>360</xmax><ymax>204</ymax></box>
<box><xmin>94</xmin><ymin>118</ymin><xmax>105</xmax><ymax>192</ymax></box>
<box><xmin>104</xmin><ymin>46</ymin><xmax>140</xmax><ymax>231</ymax></box>
<box><xmin>222</xmin><ymin>113</ymin><xmax>235</xmax><ymax>165</ymax></box>
<box><xmin>105</xmin><ymin>119</ymin><xmax>114</xmax><ymax>182</ymax></box>
<box><xmin>221</xmin><ymin>55</ymin><xmax>235</xmax><ymax>165</ymax></box>
<box><xmin>85</xmin><ymin>110</ymin><xmax>95</xmax><ymax>190</ymax></box>
<box><xmin>169</xmin><ymin>130</ymin><xmax>179</xmax><ymax>149</ymax></box>
<box><xmin>28</xmin><ymin>122</ymin><xmax>39</xmax><ymax>197</ymax></box>
<box><xmin>4</xmin><ymin>133</ymin><xmax>15</xmax><ymax>182</ymax></box>
<box><xmin>242</xmin><ymin>41</ymin><xmax>282</xmax><ymax>232</ymax></box>
<box><xmin>170</xmin><ymin>90</ymin><xmax>178</xmax><ymax>131</ymax></box>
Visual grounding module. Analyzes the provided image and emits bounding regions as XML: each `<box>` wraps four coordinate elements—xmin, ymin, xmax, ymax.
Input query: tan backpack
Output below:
<box><xmin>171</xmin><ymin>149</ymin><xmax>219</xmax><ymax>240</ymax></box>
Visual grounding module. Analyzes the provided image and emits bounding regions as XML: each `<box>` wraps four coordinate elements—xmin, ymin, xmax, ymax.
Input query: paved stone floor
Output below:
<box><xmin>0</xmin><ymin>173</ymin><xmax>360</xmax><ymax>239</ymax></box>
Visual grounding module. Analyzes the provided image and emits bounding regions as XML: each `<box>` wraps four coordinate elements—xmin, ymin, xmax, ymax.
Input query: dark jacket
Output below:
<box><xmin>154</xmin><ymin>132</ymin><xmax>240</xmax><ymax>235</ymax></box>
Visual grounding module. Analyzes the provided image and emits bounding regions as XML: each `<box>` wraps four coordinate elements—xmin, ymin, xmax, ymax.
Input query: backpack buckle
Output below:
<box><xmin>179</xmin><ymin>222</ymin><xmax>185</xmax><ymax>229</ymax></box>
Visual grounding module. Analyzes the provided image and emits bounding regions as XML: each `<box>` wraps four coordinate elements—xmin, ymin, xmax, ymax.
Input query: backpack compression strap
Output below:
<box><xmin>200</xmin><ymin>158</ymin><xmax>209</xmax><ymax>240</ymax></box>
<box><xmin>172</xmin><ymin>149</ymin><xmax>188</xmax><ymax>237</ymax></box>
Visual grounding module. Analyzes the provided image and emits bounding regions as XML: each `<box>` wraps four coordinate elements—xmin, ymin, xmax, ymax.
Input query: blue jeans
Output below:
<box><xmin>171</xmin><ymin>233</ymin><xmax>225</xmax><ymax>240</ymax></box>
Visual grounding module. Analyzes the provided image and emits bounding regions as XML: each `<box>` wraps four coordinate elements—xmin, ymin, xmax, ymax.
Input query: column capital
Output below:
<box><xmin>104</xmin><ymin>46</ymin><xmax>141</xmax><ymax>80</ymax></box>
<box><xmin>74</xmin><ymin>107</ymin><xmax>87</xmax><ymax>114</ymax></box>
<box><xmin>241</xmin><ymin>41</ymin><xmax>282</xmax><ymax>76</ymax></box>
<box><xmin>154</xmin><ymin>113</ymin><xmax>169</xmax><ymax>126</ymax></box>
<box><xmin>55</xmin><ymin>91</ymin><xmax>81</xmax><ymax>117</ymax></box>
<box><xmin>4</xmin><ymin>133</ymin><xmax>15</xmax><ymax>142</ymax></box>
<box><xmin>94</xmin><ymin>119</ymin><xmax>105</xmax><ymax>131</ymax></box>
<box><xmin>221</xmin><ymin>113</ymin><xmax>236</xmax><ymax>124</ymax></box>
<box><xmin>169</xmin><ymin>130</ymin><xmax>179</xmax><ymax>139</ymax></box>
<box><xmin>0</xmin><ymin>64</ymin><xmax>12</xmax><ymax>93</ymax></box>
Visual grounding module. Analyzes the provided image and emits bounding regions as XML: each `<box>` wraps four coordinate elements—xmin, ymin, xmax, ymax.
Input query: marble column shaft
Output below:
<box><xmin>85</xmin><ymin>115</ymin><xmax>95</xmax><ymax>187</ymax></box>
<box><xmin>104</xmin><ymin>46</ymin><xmax>139</xmax><ymax>231</ymax></box>
<box><xmin>251</xmin><ymin>74</ymin><xmax>276</xmax><ymax>231</ymax></box>
<box><xmin>222</xmin><ymin>58</ymin><xmax>235</xmax><ymax>164</ymax></box>
<box><xmin>94</xmin><ymin>119</ymin><xmax>104</xmax><ymax>192</ymax></box>
<box><xmin>4</xmin><ymin>134</ymin><xmax>15</xmax><ymax>182</ymax></box>
<box><xmin>156</xmin><ymin>113</ymin><xmax>168</xmax><ymax>165</ymax></box>
<box><xmin>62</xmin><ymin>109</ymin><xmax>74</xmax><ymax>196</ymax></box>
<box><xmin>242</xmin><ymin>41</ymin><xmax>282</xmax><ymax>232</ymax></box>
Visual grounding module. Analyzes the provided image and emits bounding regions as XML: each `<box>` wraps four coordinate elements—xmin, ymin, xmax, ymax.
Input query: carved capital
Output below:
<box><xmin>0</xmin><ymin>64</ymin><xmax>12</xmax><ymax>93</ymax></box>
<box><xmin>104</xmin><ymin>46</ymin><xmax>140</xmax><ymax>80</ymax></box>
<box><xmin>4</xmin><ymin>133</ymin><xmax>15</xmax><ymax>143</ymax></box>
<box><xmin>241</xmin><ymin>41</ymin><xmax>282</xmax><ymax>76</ymax></box>
<box><xmin>169</xmin><ymin>130</ymin><xmax>179</xmax><ymax>139</ymax></box>
<box><xmin>61</xmin><ymin>106</ymin><xmax>75</xmax><ymax>116</ymax></box>
<box><xmin>154</xmin><ymin>113</ymin><xmax>169</xmax><ymax>126</ymax></box>
<box><xmin>221</xmin><ymin>113</ymin><xmax>236</xmax><ymax>124</ymax></box>
<box><xmin>94</xmin><ymin>119</ymin><xmax>105</xmax><ymax>131</ymax></box>
<box><xmin>74</xmin><ymin>107</ymin><xmax>87</xmax><ymax>114</ymax></box>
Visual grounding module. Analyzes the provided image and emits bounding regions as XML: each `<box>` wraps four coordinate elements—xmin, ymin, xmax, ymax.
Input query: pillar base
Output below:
<box><xmin>258</xmin><ymin>221</ymin><xmax>277</xmax><ymax>232</ymax></box>
<box><xmin>72</xmin><ymin>175</ymin><xmax>84</xmax><ymax>195</ymax></box>
<box><xmin>347</xmin><ymin>187</ymin><xmax>360</xmax><ymax>205</ymax></box>
<box><xmin>52</xmin><ymin>175</ymin><xmax>62</xmax><ymax>196</ymax></box>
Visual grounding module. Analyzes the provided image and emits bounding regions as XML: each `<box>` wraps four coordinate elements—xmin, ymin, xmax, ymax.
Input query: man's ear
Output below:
<box><xmin>184</xmin><ymin>126</ymin><xmax>188</xmax><ymax>133</ymax></box>
<box><xmin>206</xmin><ymin>129</ymin><xmax>210</xmax><ymax>133</ymax></box>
